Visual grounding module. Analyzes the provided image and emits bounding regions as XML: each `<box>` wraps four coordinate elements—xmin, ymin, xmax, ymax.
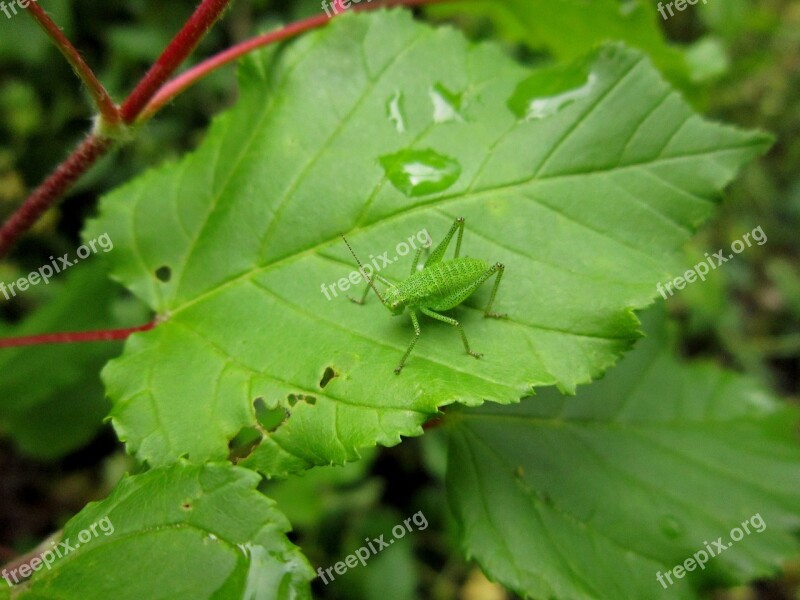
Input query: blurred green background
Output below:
<box><xmin>0</xmin><ymin>1</ymin><xmax>797</xmax><ymax>598</ymax></box>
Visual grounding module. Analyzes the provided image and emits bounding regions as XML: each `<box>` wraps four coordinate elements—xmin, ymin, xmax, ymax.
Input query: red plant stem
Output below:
<box><xmin>0</xmin><ymin>0</ymin><xmax>235</xmax><ymax>259</ymax></box>
<box><xmin>139</xmin><ymin>12</ymin><xmax>330</xmax><ymax>121</ymax></box>
<box><xmin>24</xmin><ymin>1</ymin><xmax>120</xmax><ymax>124</ymax></box>
<box><xmin>140</xmin><ymin>0</ymin><xmax>452</xmax><ymax>121</ymax></box>
<box><xmin>0</xmin><ymin>0</ymin><xmax>448</xmax><ymax>268</ymax></box>
<box><xmin>120</xmin><ymin>0</ymin><xmax>233</xmax><ymax>123</ymax></box>
<box><xmin>0</xmin><ymin>321</ymin><xmax>156</xmax><ymax>349</ymax></box>
<box><xmin>0</xmin><ymin>134</ymin><xmax>111</xmax><ymax>258</ymax></box>
<box><xmin>0</xmin><ymin>1</ymin><xmax>459</xmax><ymax>348</ymax></box>
<box><xmin>422</xmin><ymin>415</ymin><xmax>444</xmax><ymax>430</ymax></box>
<box><xmin>0</xmin><ymin>532</ymin><xmax>62</xmax><ymax>580</ymax></box>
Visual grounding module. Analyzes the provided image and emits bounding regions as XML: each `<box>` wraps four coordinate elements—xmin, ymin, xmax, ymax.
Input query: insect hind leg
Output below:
<box><xmin>427</xmin><ymin>217</ymin><xmax>465</xmax><ymax>265</ymax></box>
<box><xmin>420</xmin><ymin>307</ymin><xmax>482</xmax><ymax>359</ymax></box>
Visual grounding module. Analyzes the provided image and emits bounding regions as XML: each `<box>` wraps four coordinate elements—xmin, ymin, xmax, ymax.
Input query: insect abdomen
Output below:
<box><xmin>398</xmin><ymin>257</ymin><xmax>488</xmax><ymax>310</ymax></box>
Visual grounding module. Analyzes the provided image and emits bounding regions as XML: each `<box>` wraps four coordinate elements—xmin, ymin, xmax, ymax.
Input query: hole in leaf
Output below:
<box><xmin>181</xmin><ymin>502</ymin><xmax>193</xmax><ymax>510</ymax></box>
<box><xmin>155</xmin><ymin>266</ymin><xmax>172</xmax><ymax>282</ymax></box>
<box><xmin>254</xmin><ymin>397</ymin><xmax>289</xmax><ymax>432</ymax></box>
<box><xmin>228</xmin><ymin>426</ymin><xmax>262</xmax><ymax>461</ymax></box>
<box><xmin>320</xmin><ymin>366</ymin><xmax>337</xmax><ymax>388</ymax></box>
<box><xmin>287</xmin><ymin>393</ymin><xmax>316</xmax><ymax>407</ymax></box>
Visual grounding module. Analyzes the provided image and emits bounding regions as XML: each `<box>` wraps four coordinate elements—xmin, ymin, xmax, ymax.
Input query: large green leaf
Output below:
<box><xmin>85</xmin><ymin>10</ymin><xmax>770</xmax><ymax>476</ymax></box>
<box><xmin>446</xmin><ymin>310</ymin><xmax>800</xmax><ymax>599</ymax></box>
<box><xmin>11</xmin><ymin>462</ymin><xmax>312</xmax><ymax>599</ymax></box>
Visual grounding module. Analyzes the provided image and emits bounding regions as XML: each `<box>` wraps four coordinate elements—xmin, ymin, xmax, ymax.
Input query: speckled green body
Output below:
<box><xmin>385</xmin><ymin>257</ymin><xmax>490</xmax><ymax>312</ymax></box>
<box><xmin>343</xmin><ymin>218</ymin><xmax>505</xmax><ymax>373</ymax></box>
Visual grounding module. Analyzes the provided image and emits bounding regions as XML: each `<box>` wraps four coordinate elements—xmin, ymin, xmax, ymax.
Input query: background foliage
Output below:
<box><xmin>0</xmin><ymin>0</ymin><xmax>798</xmax><ymax>598</ymax></box>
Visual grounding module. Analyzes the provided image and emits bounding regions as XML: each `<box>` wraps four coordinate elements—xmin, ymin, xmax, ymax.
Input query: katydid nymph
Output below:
<box><xmin>341</xmin><ymin>218</ymin><xmax>506</xmax><ymax>374</ymax></box>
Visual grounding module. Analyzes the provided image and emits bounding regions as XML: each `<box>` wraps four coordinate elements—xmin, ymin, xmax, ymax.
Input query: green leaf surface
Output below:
<box><xmin>85</xmin><ymin>10</ymin><xmax>770</xmax><ymax>476</ymax></box>
<box><xmin>446</xmin><ymin>310</ymin><xmax>800</xmax><ymax>600</ymax></box>
<box><xmin>12</xmin><ymin>462</ymin><xmax>312</xmax><ymax>600</ymax></box>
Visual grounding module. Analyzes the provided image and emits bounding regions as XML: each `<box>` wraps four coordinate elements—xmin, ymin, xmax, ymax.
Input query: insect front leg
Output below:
<box><xmin>395</xmin><ymin>309</ymin><xmax>422</xmax><ymax>374</ymax></box>
<box><xmin>350</xmin><ymin>273</ymin><xmax>394</xmax><ymax>305</ymax></box>
<box><xmin>419</xmin><ymin>307</ymin><xmax>482</xmax><ymax>359</ymax></box>
<box><xmin>427</xmin><ymin>217</ymin><xmax>465</xmax><ymax>265</ymax></box>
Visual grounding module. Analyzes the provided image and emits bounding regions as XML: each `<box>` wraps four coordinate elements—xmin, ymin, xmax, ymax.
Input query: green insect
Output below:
<box><xmin>341</xmin><ymin>218</ymin><xmax>506</xmax><ymax>374</ymax></box>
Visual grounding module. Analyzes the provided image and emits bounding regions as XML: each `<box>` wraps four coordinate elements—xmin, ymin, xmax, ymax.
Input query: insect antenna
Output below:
<box><xmin>341</xmin><ymin>234</ymin><xmax>386</xmax><ymax>304</ymax></box>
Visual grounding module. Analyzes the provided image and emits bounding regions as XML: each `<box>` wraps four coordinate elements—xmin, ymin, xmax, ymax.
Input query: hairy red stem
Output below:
<box><xmin>0</xmin><ymin>321</ymin><xmax>156</xmax><ymax>349</ymax></box>
<box><xmin>0</xmin><ymin>0</ymin><xmax>447</xmax><ymax>262</ymax></box>
<box><xmin>0</xmin><ymin>134</ymin><xmax>111</xmax><ymax>258</ymax></box>
<box><xmin>139</xmin><ymin>12</ymin><xmax>329</xmax><ymax>120</ymax></box>
<box><xmin>0</xmin><ymin>0</ymin><xmax>235</xmax><ymax>259</ymax></box>
<box><xmin>141</xmin><ymin>0</ymin><xmax>452</xmax><ymax>120</ymax></box>
<box><xmin>0</xmin><ymin>532</ymin><xmax>62</xmax><ymax>582</ymax></box>
<box><xmin>120</xmin><ymin>0</ymin><xmax>233</xmax><ymax>123</ymax></box>
<box><xmin>24</xmin><ymin>1</ymin><xmax>120</xmax><ymax>124</ymax></box>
